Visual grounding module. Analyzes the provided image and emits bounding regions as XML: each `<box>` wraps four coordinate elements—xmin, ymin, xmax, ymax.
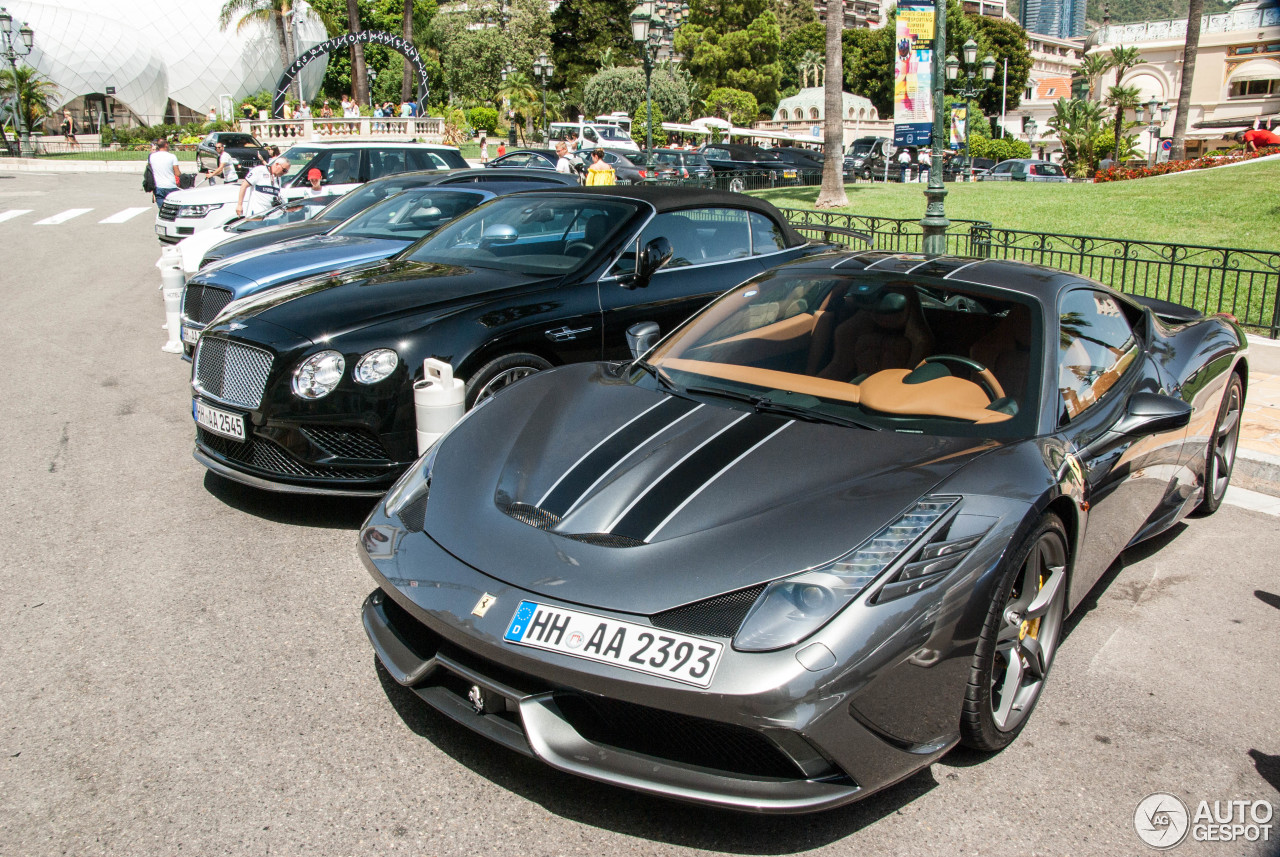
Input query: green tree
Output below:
<box><xmin>774</xmin><ymin>0</ymin><xmax>817</xmax><ymax>39</ymax></box>
<box><xmin>1078</xmin><ymin>53</ymin><xmax>1111</xmax><ymax>101</ymax></box>
<box><xmin>497</xmin><ymin>70</ymin><xmax>540</xmax><ymax>139</ymax></box>
<box><xmin>582</xmin><ymin>66</ymin><xmax>690</xmax><ymax>124</ymax></box>
<box><xmin>0</xmin><ymin>65</ymin><xmax>59</xmax><ymax>135</ymax></box>
<box><xmin>675</xmin><ymin>0</ymin><xmax>783</xmax><ymax>113</ymax></box>
<box><xmin>1092</xmin><ymin>121</ymin><xmax>1140</xmax><ymax>161</ymax></box>
<box><xmin>1105</xmin><ymin>83</ymin><xmax>1141</xmax><ymax>166</ymax></box>
<box><xmin>815</xmin><ymin>0</ymin><xmax>846</xmax><ymax>209</ymax></box>
<box><xmin>703</xmin><ymin>86</ymin><xmax>758</xmax><ymax>126</ymax></box>
<box><xmin>779</xmin><ymin>22</ymin><xmax>825</xmax><ymax>91</ymax></box>
<box><xmin>549</xmin><ymin>0</ymin><xmax>639</xmax><ymax>113</ymax></box>
<box><xmin>972</xmin><ymin>15</ymin><xmax>1032</xmax><ymax>115</ymax></box>
<box><xmin>1046</xmin><ymin>97</ymin><xmax>1106</xmax><ymax>175</ymax></box>
<box><xmin>1169</xmin><ymin>0</ymin><xmax>1203</xmax><ymax>160</ymax></box>
<box><xmin>507</xmin><ymin>0</ymin><xmax>554</xmax><ymax>79</ymax></box>
<box><xmin>631</xmin><ymin>104</ymin><xmax>667</xmax><ymax>148</ymax></box>
<box><xmin>428</xmin><ymin>7</ymin><xmax>509</xmax><ymax>104</ymax></box>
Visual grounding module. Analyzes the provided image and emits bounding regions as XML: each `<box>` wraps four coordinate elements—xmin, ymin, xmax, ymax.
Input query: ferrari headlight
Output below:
<box><xmin>354</xmin><ymin>349</ymin><xmax>399</xmax><ymax>384</ymax></box>
<box><xmin>292</xmin><ymin>350</ymin><xmax>345</xmax><ymax>399</ymax></box>
<box><xmin>733</xmin><ymin>498</ymin><xmax>958</xmax><ymax>652</ymax></box>
<box><xmin>384</xmin><ymin>442</ymin><xmax>439</xmax><ymax>519</ymax></box>
<box><xmin>178</xmin><ymin>203</ymin><xmax>224</xmax><ymax>218</ymax></box>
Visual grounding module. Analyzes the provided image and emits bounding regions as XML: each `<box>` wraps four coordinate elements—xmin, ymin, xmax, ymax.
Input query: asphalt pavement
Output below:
<box><xmin>1</xmin><ymin>169</ymin><xmax>1277</xmax><ymax>857</ymax></box>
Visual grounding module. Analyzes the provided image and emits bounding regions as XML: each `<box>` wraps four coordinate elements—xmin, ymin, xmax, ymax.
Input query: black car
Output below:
<box><xmin>486</xmin><ymin>149</ymin><xmax>560</xmax><ymax>170</ymax></box>
<box><xmin>699</xmin><ymin>144</ymin><xmax>792</xmax><ymax>190</ymax></box>
<box><xmin>358</xmin><ymin>250</ymin><xmax>1247</xmax><ymax>812</ymax></box>
<box><xmin>195</xmin><ymin>131</ymin><xmax>269</xmax><ymax>174</ymax></box>
<box><xmin>842</xmin><ymin>135</ymin><xmax>894</xmax><ymax>181</ymax></box>
<box><xmin>646</xmin><ymin>148</ymin><xmax>714</xmax><ymax>186</ymax></box>
<box><xmin>198</xmin><ymin>168</ymin><xmax>581</xmax><ymax>269</ymax></box>
<box><xmin>190</xmin><ymin>187</ymin><xmax>832</xmax><ymax>495</ymax></box>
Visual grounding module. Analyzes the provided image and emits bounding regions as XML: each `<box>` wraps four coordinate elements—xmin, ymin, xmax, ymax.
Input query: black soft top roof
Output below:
<box><xmin>533</xmin><ymin>185</ymin><xmax>806</xmax><ymax>247</ymax></box>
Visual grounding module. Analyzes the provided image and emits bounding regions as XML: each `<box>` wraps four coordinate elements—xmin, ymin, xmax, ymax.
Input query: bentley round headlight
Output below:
<box><xmin>354</xmin><ymin>348</ymin><xmax>399</xmax><ymax>384</ymax></box>
<box><xmin>292</xmin><ymin>350</ymin><xmax>345</xmax><ymax>399</ymax></box>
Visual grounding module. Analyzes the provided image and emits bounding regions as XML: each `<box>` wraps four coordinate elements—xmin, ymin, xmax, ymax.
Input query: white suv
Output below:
<box><xmin>154</xmin><ymin>141</ymin><xmax>468</xmax><ymax>243</ymax></box>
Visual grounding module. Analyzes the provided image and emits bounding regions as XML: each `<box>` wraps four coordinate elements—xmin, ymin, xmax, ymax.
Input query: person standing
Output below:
<box><xmin>917</xmin><ymin>147</ymin><xmax>930</xmax><ymax>184</ymax></box>
<box><xmin>554</xmin><ymin>141</ymin><xmax>574</xmax><ymax>174</ymax></box>
<box><xmin>60</xmin><ymin>111</ymin><xmax>77</xmax><ymax>149</ymax></box>
<box><xmin>205</xmin><ymin>141</ymin><xmax>237</xmax><ymax>184</ymax></box>
<box><xmin>304</xmin><ymin>168</ymin><xmax>326</xmax><ymax>197</ymax></box>
<box><xmin>479</xmin><ymin>131</ymin><xmax>488</xmax><ymax>165</ymax></box>
<box><xmin>149</xmin><ymin>138</ymin><xmax>182</xmax><ymax>208</ymax></box>
<box><xmin>236</xmin><ymin>156</ymin><xmax>290</xmax><ymax>218</ymax></box>
<box><xmin>897</xmin><ymin>147</ymin><xmax>912</xmax><ymax>183</ymax></box>
<box><xmin>585</xmin><ymin>148</ymin><xmax>615</xmax><ymax>185</ymax></box>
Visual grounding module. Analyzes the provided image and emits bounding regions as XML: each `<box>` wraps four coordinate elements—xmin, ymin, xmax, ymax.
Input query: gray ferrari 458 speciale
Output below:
<box><xmin>357</xmin><ymin>250</ymin><xmax>1248</xmax><ymax>813</ymax></box>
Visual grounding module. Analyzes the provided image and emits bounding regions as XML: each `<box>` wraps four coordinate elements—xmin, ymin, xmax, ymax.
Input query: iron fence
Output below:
<box><xmin>781</xmin><ymin>208</ymin><xmax>989</xmax><ymax>257</ymax></box>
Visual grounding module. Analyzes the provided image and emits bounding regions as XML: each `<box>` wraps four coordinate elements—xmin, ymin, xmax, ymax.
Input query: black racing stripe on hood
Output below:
<box><xmin>609</xmin><ymin>413</ymin><xmax>790</xmax><ymax>542</ymax></box>
<box><xmin>538</xmin><ymin>396</ymin><xmax>699</xmax><ymax>517</ymax></box>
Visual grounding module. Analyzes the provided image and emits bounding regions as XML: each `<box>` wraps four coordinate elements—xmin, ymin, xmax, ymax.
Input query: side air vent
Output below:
<box><xmin>650</xmin><ymin>585</ymin><xmax>766</xmax><ymax>638</ymax></box>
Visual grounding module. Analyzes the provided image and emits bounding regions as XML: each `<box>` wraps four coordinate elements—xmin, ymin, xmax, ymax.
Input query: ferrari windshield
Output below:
<box><xmin>331</xmin><ymin>189</ymin><xmax>487</xmax><ymax>241</ymax></box>
<box><xmin>641</xmin><ymin>270</ymin><xmax>1042</xmax><ymax>438</ymax></box>
<box><xmin>401</xmin><ymin>196</ymin><xmax>639</xmax><ymax>275</ymax></box>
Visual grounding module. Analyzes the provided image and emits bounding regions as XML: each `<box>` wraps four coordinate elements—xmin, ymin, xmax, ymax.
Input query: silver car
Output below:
<box><xmin>979</xmin><ymin>159</ymin><xmax>1069</xmax><ymax>183</ymax></box>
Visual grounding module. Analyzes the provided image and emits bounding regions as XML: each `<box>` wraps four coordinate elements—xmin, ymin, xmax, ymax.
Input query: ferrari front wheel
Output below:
<box><xmin>1195</xmin><ymin>373</ymin><xmax>1243</xmax><ymax>516</ymax></box>
<box><xmin>960</xmin><ymin>513</ymin><xmax>1068</xmax><ymax>751</ymax></box>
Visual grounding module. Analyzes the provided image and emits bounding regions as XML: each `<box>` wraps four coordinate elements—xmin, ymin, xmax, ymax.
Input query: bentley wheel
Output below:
<box><xmin>465</xmin><ymin>353</ymin><xmax>553</xmax><ymax>408</ymax></box>
<box><xmin>1195</xmin><ymin>373</ymin><xmax>1243</xmax><ymax>516</ymax></box>
<box><xmin>961</xmin><ymin>514</ymin><xmax>1068</xmax><ymax>751</ymax></box>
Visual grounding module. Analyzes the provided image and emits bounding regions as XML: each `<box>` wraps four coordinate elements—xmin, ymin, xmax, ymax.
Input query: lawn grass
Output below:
<box><xmin>752</xmin><ymin>158</ymin><xmax>1280</xmax><ymax>253</ymax></box>
<box><xmin>31</xmin><ymin>149</ymin><xmax>198</xmax><ymax>162</ymax></box>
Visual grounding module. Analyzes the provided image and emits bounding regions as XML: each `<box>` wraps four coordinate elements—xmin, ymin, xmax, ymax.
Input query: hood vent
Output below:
<box><xmin>500</xmin><ymin>502</ymin><xmax>645</xmax><ymax>548</ymax></box>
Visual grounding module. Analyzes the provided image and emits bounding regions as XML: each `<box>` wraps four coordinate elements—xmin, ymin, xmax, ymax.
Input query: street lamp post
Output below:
<box><xmin>630</xmin><ymin>0</ymin><xmax>687</xmax><ymax>168</ymax></box>
<box><xmin>500</xmin><ymin>63</ymin><xmax>517</xmax><ymax>147</ymax></box>
<box><xmin>532</xmin><ymin>52</ymin><xmax>554</xmax><ymax>143</ymax></box>
<box><xmin>943</xmin><ymin>39</ymin><xmax>996</xmax><ymax>181</ymax></box>
<box><xmin>1025</xmin><ymin>117</ymin><xmax>1038</xmax><ymax>159</ymax></box>
<box><xmin>919</xmin><ymin>1</ymin><xmax>948</xmax><ymax>256</ymax></box>
<box><xmin>1134</xmin><ymin>97</ymin><xmax>1171</xmax><ymax>167</ymax></box>
<box><xmin>0</xmin><ymin>7</ymin><xmax>35</xmax><ymax>157</ymax></box>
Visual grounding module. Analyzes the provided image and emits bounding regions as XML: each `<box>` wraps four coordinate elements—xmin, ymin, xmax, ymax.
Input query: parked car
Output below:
<box><xmin>646</xmin><ymin>148</ymin><xmax>714</xmax><ymax>186</ymax></box>
<box><xmin>174</xmin><ymin>194</ymin><xmax>344</xmax><ymax>276</ymax></box>
<box><xmin>193</xmin><ymin>168</ymin><xmax>580</xmax><ymax>271</ymax></box>
<box><xmin>194</xmin><ymin>131</ymin><xmax>270</xmax><ymax>175</ymax></box>
<box><xmin>180</xmin><ymin>187</ymin><xmax>499</xmax><ymax>350</ymax></box>
<box><xmin>486</xmin><ymin>149</ymin><xmax>560</xmax><ymax>170</ymax></box>
<box><xmin>768</xmin><ymin>146</ymin><xmax>826</xmax><ymax>170</ymax></box>
<box><xmin>699</xmin><ymin>144</ymin><xmax>792</xmax><ymax>190</ymax></box>
<box><xmin>943</xmin><ymin>156</ymin><xmax>996</xmax><ymax>182</ymax></box>
<box><xmin>842</xmin><ymin>135</ymin><xmax>894</xmax><ymax>180</ymax></box>
<box><xmin>357</xmin><ymin>249</ymin><xmax>1247</xmax><ymax>813</ymax></box>
<box><xmin>155</xmin><ymin>141</ymin><xmax>469</xmax><ymax>243</ymax></box>
<box><xmin>979</xmin><ymin>159</ymin><xmax>1069</xmax><ymax>183</ymax></box>
<box><xmin>189</xmin><ymin>187</ymin><xmax>832</xmax><ymax>495</ymax></box>
<box><xmin>594</xmin><ymin>148</ymin><xmax>666</xmax><ymax>184</ymax></box>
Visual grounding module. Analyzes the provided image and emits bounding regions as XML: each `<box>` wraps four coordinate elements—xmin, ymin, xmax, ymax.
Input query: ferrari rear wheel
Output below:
<box><xmin>465</xmin><ymin>352</ymin><xmax>553</xmax><ymax>408</ymax></box>
<box><xmin>1195</xmin><ymin>373</ymin><xmax>1243</xmax><ymax>516</ymax></box>
<box><xmin>960</xmin><ymin>514</ymin><xmax>1068</xmax><ymax>751</ymax></box>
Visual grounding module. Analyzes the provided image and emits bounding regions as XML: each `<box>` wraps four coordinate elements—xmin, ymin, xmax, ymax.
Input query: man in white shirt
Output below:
<box><xmin>554</xmin><ymin>141</ymin><xmax>574</xmax><ymax>174</ymax></box>
<box><xmin>149</xmin><ymin>138</ymin><xmax>182</xmax><ymax>208</ymax></box>
<box><xmin>204</xmin><ymin>141</ymin><xmax>237</xmax><ymax>184</ymax></box>
<box><xmin>236</xmin><ymin>157</ymin><xmax>290</xmax><ymax>217</ymax></box>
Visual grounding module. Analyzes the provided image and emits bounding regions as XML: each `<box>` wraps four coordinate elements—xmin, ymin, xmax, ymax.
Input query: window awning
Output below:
<box><xmin>1228</xmin><ymin>58</ymin><xmax>1280</xmax><ymax>83</ymax></box>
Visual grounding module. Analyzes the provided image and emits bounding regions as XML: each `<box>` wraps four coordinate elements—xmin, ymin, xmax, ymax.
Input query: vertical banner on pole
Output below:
<box><xmin>893</xmin><ymin>0</ymin><xmax>936</xmax><ymax>148</ymax></box>
<box><xmin>949</xmin><ymin>103</ymin><xmax>967</xmax><ymax>149</ymax></box>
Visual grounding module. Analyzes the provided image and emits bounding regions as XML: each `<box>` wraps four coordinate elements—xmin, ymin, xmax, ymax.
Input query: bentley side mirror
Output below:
<box><xmin>1113</xmin><ymin>392</ymin><xmax>1191</xmax><ymax>436</ymax></box>
<box><xmin>627</xmin><ymin>321</ymin><xmax>660</xmax><ymax>359</ymax></box>
<box><xmin>633</xmin><ymin>236</ymin><xmax>673</xmax><ymax>289</ymax></box>
<box><xmin>480</xmin><ymin>224</ymin><xmax>518</xmax><ymax>247</ymax></box>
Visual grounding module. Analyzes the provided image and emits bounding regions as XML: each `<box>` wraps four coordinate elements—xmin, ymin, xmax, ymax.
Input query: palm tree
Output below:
<box><xmin>799</xmin><ymin>49</ymin><xmax>822</xmax><ymax>88</ymax></box>
<box><xmin>0</xmin><ymin>65</ymin><xmax>59</xmax><ymax>137</ymax></box>
<box><xmin>1046</xmin><ymin>97</ymin><xmax>1105</xmax><ymax>175</ymax></box>
<box><xmin>1169</xmin><ymin>0</ymin><xmax>1203</xmax><ymax>160</ymax></box>
<box><xmin>346</xmin><ymin>0</ymin><xmax>368</xmax><ymax>106</ymax></box>
<box><xmin>401</xmin><ymin>0</ymin><xmax>414</xmax><ymax>103</ymax></box>
<box><xmin>220</xmin><ymin>0</ymin><xmax>298</xmax><ymax>104</ymax></box>
<box><xmin>497</xmin><ymin>71</ymin><xmax>539</xmax><ymax>141</ymax></box>
<box><xmin>814</xmin><ymin>0</ymin><xmax>846</xmax><ymax>208</ymax></box>
<box><xmin>1106</xmin><ymin>83</ymin><xmax>1141</xmax><ymax>166</ymax></box>
<box><xmin>1078</xmin><ymin>53</ymin><xmax>1111</xmax><ymax>101</ymax></box>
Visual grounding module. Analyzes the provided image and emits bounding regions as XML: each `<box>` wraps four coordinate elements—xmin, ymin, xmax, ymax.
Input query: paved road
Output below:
<box><xmin>1</xmin><ymin>171</ymin><xmax>1277</xmax><ymax>857</ymax></box>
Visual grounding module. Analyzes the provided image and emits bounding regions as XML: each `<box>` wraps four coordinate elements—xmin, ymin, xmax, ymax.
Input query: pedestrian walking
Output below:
<box><xmin>236</xmin><ymin>156</ymin><xmax>290</xmax><ymax>218</ymax></box>
<box><xmin>60</xmin><ymin>111</ymin><xmax>78</xmax><ymax>149</ymax></box>
<box><xmin>479</xmin><ymin>131</ymin><xmax>488</xmax><ymax>165</ymax></box>
<box><xmin>585</xmin><ymin>148</ymin><xmax>615</xmax><ymax>186</ymax></box>
<box><xmin>497</xmin><ymin>142</ymin><xmax>506</xmax><ymax>158</ymax></box>
<box><xmin>897</xmin><ymin>147</ymin><xmax>912</xmax><ymax>183</ymax></box>
<box><xmin>148</xmin><ymin>138</ymin><xmax>182</xmax><ymax>208</ymax></box>
<box><xmin>205</xmin><ymin>141</ymin><xmax>237</xmax><ymax>184</ymax></box>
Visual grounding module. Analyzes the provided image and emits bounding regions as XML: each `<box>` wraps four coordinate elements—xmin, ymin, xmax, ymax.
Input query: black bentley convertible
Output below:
<box><xmin>189</xmin><ymin>187</ymin><xmax>833</xmax><ymax>495</ymax></box>
<box><xmin>358</xmin><ymin>250</ymin><xmax>1247</xmax><ymax>813</ymax></box>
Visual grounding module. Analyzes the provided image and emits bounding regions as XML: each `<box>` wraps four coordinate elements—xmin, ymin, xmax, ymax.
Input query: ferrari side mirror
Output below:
<box><xmin>1114</xmin><ymin>392</ymin><xmax>1191</xmax><ymax>437</ymax></box>
<box><xmin>627</xmin><ymin>321</ymin><xmax>660</xmax><ymax>359</ymax></box>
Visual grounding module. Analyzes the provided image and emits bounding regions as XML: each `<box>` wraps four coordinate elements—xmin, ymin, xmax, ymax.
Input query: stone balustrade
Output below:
<box><xmin>240</xmin><ymin>116</ymin><xmax>444</xmax><ymax>145</ymax></box>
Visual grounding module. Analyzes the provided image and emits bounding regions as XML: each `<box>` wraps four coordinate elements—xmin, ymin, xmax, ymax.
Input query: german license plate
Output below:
<box><xmin>195</xmin><ymin>399</ymin><xmax>245</xmax><ymax>441</ymax></box>
<box><xmin>504</xmin><ymin>600</ymin><xmax>723</xmax><ymax>687</ymax></box>
<box><xmin>154</xmin><ymin>224</ymin><xmax>166</xmax><ymax>235</ymax></box>
<box><xmin>181</xmin><ymin>325</ymin><xmax>199</xmax><ymax>346</ymax></box>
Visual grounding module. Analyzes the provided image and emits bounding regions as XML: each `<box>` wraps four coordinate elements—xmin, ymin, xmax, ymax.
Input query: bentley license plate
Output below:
<box><xmin>504</xmin><ymin>600</ymin><xmax>723</xmax><ymax>687</ymax></box>
<box><xmin>195</xmin><ymin>399</ymin><xmax>245</xmax><ymax>441</ymax></box>
<box><xmin>181</xmin><ymin>325</ymin><xmax>199</xmax><ymax>346</ymax></box>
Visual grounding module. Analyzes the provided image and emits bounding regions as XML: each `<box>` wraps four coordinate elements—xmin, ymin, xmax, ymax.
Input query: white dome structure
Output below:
<box><xmin>7</xmin><ymin>0</ymin><xmax>328</xmax><ymax>126</ymax></box>
<box><xmin>774</xmin><ymin>87</ymin><xmax>879</xmax><ymax>124</ymax></box>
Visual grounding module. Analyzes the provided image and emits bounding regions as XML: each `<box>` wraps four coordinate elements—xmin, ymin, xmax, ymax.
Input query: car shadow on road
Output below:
<box><xmin>373</xmin><ymin>658</ymin><xmax>937</xmax><ymax>852</ymax></box>
<box><xmin>203</xmin><ymin>471</ymin><xmax>375</xmax><ymax>529</ymax></box>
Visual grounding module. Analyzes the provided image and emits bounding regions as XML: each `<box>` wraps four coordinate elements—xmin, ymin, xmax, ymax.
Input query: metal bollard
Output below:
<box><xmin>157</xmin><ymin>246</ymin><xmax>186</xmax><ymax>354</ymax></box>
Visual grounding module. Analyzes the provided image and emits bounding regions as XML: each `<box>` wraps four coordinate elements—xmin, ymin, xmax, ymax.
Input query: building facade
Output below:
<box><xmin>989</xmin><ymin>32</ymin><xmax>1085</xmax><ymax>160</ymax></box>
<box><xmin>1021</xmin><ymin>0</ymin><xmax>1087</xmax><ymax>40</ymax></box>
<box><xmin>756</xmin><ymin>86</ymin><xmax>892</xmax><ymax>146</ymax></box>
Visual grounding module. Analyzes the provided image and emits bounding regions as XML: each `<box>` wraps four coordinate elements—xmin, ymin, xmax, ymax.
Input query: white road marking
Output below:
<box><xmin>0</xmin><ymin>209</ymin><xmax>33</xmax><ymax>223</ymax></box>
<box><xmin>34</xmin><ymin>208</ymin><xmax>92</xmax><ymax>225</ymax></box>
<box><xmin>98</xmin><ymin>207</ymin><xmax>151</xmax><ymax>224</ymax></box>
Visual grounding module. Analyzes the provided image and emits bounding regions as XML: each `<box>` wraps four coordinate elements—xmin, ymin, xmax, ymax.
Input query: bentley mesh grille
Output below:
<box><xmin>193</xmin><ymin>337</ymin><xmax>273</xmax><ymax>409</ymax></box>
<box><xmin>554</xmin><ymin>694</ymin><xmax>806</xmax><ymax>780</ymax></box>
<box><xmin>302</xmin><ymin>427</ymin><xmax>390</xmax><ymax>461</ymax></box>
<box><xmin>649</xmin><ymin>585</ymin><xmax>766</xmax><ymax>638</ymax></box>
<box><xmin>198</xmin><ymin>428</ymin><xmax>386</xmax><ymax>480</ymax></box>
<box><xmin>182</xmin><ymin>284</ymin><xmax>234</xmax><ymax>326</ymax></box>
<box><xmin>159</xmin><ymin>202</ymin><xmax>178</xmax><ymax>222</ymax></box>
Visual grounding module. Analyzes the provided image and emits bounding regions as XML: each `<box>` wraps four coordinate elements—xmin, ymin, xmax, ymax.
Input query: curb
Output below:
<box><xmin>0</xmin><ymin>157</ymin><xmax>145</xmax><ymax>173</ymax></box>
<box><xmin>1235</xmin><ymin>448</ymin><xmax>1280</xmax><ymax>498</ymax></box>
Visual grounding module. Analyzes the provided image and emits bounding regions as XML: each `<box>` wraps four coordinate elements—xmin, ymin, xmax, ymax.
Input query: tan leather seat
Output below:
<box><xmin>817</xmin><ymin>288</ymin><xmax>934</xmax><ymax>381</ymax></box>
<box><xmin>969</xmin><ymin>304</ymin><xmax>1033</xmax><ymax>402</ymax></box>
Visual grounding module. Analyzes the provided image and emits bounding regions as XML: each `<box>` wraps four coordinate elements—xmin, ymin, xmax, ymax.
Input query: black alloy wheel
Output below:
<box><xmin>464</xmin><ymin>353</ymin><xmax>553</xmax><ymax>408</ymax></box>
<box><xmin>960</xmin><ymin>513</ymin><xmax>1069</xmax><ymax>751</ymax></box>
<box><xmin>1195</xmin><ymin>373</ymin><xmax>1243</xmax><ymax>516</ymax></box>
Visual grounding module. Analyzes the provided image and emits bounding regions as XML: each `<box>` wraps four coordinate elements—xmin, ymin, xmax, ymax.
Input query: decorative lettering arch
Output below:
<box><xmin>273</xmin><ymin>31</ymin><xmax>429</xmax><ymax>118</ymax></box>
